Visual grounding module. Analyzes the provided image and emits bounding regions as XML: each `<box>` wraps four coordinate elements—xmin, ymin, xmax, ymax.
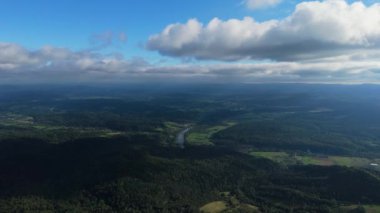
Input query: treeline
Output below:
<box><xmin>213</xmin><ymin>117</ymin><xmax>380</xmax><ymax>157</ymax></box>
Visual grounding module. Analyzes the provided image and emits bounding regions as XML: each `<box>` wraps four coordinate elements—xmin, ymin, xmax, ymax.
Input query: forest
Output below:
<box><xmin>0</xmin><ymin>84</ymin><xmax>380</xmax><ymax>212</ymax></box>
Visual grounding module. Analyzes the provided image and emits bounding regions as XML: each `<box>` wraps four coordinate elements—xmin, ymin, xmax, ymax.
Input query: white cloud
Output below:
<box><xmin>0</xmin><ymin>42</ymin><xmax>150</xmax><ymax>82</ymax></box>
<box><xmin>3</xmin><ymin>1</ymin><xmax>380</xmax><ymax>83</ymax></box>
<box><xmin>0</xmin><ymin>43</ymin><xmax>40</xmax><ymax>67</ymax></box>
<box><xmin>1</xmin><ymin>41</ymin><xmax>380</xmax><ymax>83</ymax></box>
<box><xmin>147</xmin><ymin>0</ymin><xmax>380</xmax><ymax>61</ymax></box>
<box><xmin>245</xmin><ymin>0</ymin><xmax>282</xmax><ymax>10</ymax></box>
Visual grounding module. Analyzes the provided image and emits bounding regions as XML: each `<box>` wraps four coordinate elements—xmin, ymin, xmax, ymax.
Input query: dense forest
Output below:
<box><xmin>0</xmin><ymin>84</ymin><xmax>380</xmax><ymax>212</ymax></box>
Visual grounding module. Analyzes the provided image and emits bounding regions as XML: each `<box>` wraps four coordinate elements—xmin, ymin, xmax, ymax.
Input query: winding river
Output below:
<box><xmin>175</xmin><ymin>127</ymin><xmax>191</xmax><ymax>149</ymax></box>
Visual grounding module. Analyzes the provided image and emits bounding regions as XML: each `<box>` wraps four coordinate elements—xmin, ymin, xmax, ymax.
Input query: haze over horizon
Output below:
<box><xmin>1</xmin><ymin>0</ymin><xmax>380</xmax><ymax>84</ymax></box>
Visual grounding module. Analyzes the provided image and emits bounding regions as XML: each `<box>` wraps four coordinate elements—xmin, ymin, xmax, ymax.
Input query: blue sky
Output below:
<box><xmin>0</xmin><ymin>0</ymin><xmax>373</xmax><ymax>47</ymax></box>
<box><xmin>0</xmin><ymin>0</ymin><xmax>299</xmax><ymax>60</ymax></box>
<box><xmin>1</xmin><ymin>0</ymin><xmax>380</xmax><ymax>83</ymax></box>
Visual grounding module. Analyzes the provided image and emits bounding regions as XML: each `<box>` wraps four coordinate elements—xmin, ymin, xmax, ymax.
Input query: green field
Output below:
<box><xmin>251</xmin><ymin>151</ymin><xmax>380</xmax><ymax>168</ymax></box>
<box><xmin>187</xmin><ymin>122</ymin><xmax>236</xmax><ymax>146</ymax></box>
<box><xmin>200</xmin><ymin>201</ymin><xmax>228</xmax><ymax>213</ymax></box>
<box><xmin>0</xmin><ymin>113</ymin><xmax>128</xmax><ymax>143</ymax></box>
<box><xmin>337</xmin><ymin>205</ymin><xmax>380</xmax><ymax>213</ymax></box>
<box><xmin>364</xmin><ymin>205</ymin><xmax>380</xmax><ymax>213</ymax></box>
<box><xmin>0</xmin><ymin>113</ymin><xmax>34</xmax><ymax>126</ymax></box>
<box><xmin>199</xmin><ymin>192</ymin><xmax>260</xmax><ymax>213</ymax></box>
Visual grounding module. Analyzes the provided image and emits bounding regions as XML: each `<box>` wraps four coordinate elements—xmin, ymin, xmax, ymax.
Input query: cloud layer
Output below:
<box><xmin>147</xmin><ymin>0</ymin><xmax>380</xmax><ymax>61</ymax></box>
<box><xmin>0</xmin><ymin>42</ymin><xmax>149</xmax><ymax>83</ymax></box>
<box><xmin>1</xmin><ymin>41</ymin><xmax>380</xmax><ymax>83</ymax></box>
<box><xmin>2</xmin><ymin>0</ymin><xmax>380</xmax><ymax>84</ymax></box>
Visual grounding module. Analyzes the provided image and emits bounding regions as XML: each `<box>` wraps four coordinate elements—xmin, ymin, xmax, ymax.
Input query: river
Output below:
<box><xmin>175</xmin><ymin>127</ymin><xmax>191</xmax><ymax>149</ymax></box>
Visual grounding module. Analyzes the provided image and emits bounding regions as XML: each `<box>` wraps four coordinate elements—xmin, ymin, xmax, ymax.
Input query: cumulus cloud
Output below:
<box><xmin>0</xmin><ymin>43</ymin><xmax>40</xmax><ymax>68</ymax></box>
<box><xmin>1</xmin><ymin>41</ymin><xmax>380</xmax><ymax>83</ymax></box>
<box><xmin>147</xmin><ymin>0</ymin><xmax>380</xmax><ymax>61</ymax></box>
<box><xmin>0</xmin><ymin>42</ymin><xmax>150</xmax><ymax>83</ymax></box>
<box><xmin>140</xmin><ymin>54</ymin><xmax>380</xmax><ymax>83</ymax></box>
<box><xmin>3</xmin><ymin>0</ymin><xmax>380</xmax><ymax>84</ymax></box>
<box><xmin>245</xmin><ymin>0</ymin><xmax>282</xmax><ymax>10</ymax></box>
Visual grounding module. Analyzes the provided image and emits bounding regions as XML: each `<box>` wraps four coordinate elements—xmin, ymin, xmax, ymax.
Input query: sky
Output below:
<box><xmin>0</xmin><ymin>0</ymin><xmax>380</xmax><ymax>83</ymax></box>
